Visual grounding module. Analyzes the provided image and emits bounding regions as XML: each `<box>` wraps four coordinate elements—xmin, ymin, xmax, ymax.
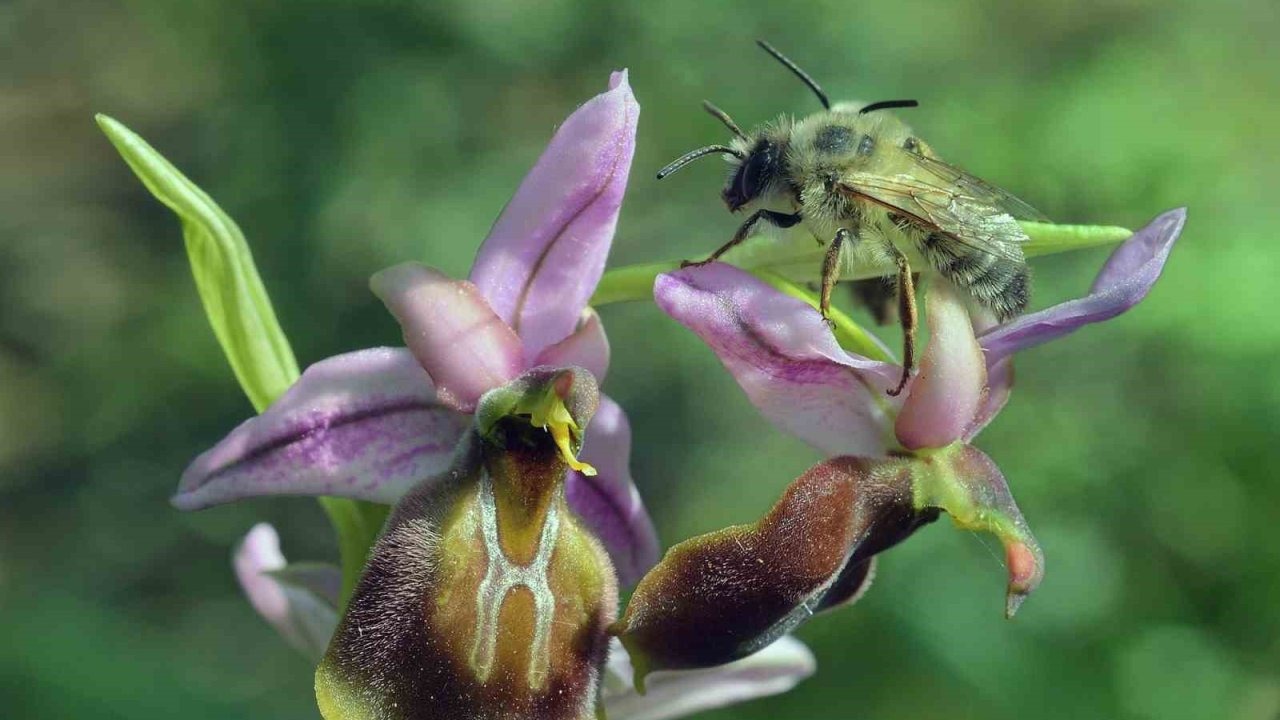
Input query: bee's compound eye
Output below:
<box><xmin>723</xmin><ymin>139</ymin><xmax>778</xmax><ymax>211</ymax></box>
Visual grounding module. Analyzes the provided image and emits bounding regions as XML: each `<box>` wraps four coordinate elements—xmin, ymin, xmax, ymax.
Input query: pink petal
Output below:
<box><xmin>602</xmin><ymin>637</ymin><xmax>814</xmax><ymax>720</ymax></box>
<box><xmin>980</xmin><ymin>208</ymin><xmax>1185</xmax><ymax>365</ymax></box>
<box><xmin>655</xmin><ymin>264</ymin><xmax>902</xmax><ymax>458</ymax></box>
<box><xmin>565</xmin><ymin>395</ymin><xmax>660</xmax><ymax>587</ymax></box>
<box><xmin>469</xmin><ymin>71</ymin><xmax>638</xmax><ymax>357</ymax></box>
<box><xmin>371</xmin><ymin>263</ymin><xmax>525</xmax><ymax>412</ymax></box>
<box><xmin>533</xmin><ymin>307</ymin><xmax>610</xmax><ymax>384</ymax></box>
<box><xmin>175</xmin><ymin>348</ymin><xmax>468</xmax><ymax>510</ymax></box>
<box><xmin>895</xmin><ymin>280</ymin><xmax>987</xmax><ymax>450</ymax></box>
<box><xmin>234</xmin><ymin>524</ymin><xmax>340</xmax><ymax>661</ymax></box>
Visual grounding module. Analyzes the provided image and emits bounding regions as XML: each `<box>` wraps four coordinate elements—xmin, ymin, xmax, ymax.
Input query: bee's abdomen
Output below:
<box><xmin>920</xmin><ymin>232</ymin><xmax>1029</xmax><ymax>321</ymax></box>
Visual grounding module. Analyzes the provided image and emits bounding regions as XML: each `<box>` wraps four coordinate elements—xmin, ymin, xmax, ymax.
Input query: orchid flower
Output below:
<box><xmin>172</xmin><ymin>72</ymin><xmax>658</xmax><ymax>590</ymax></box>
<box><xmin>611</xmin><ymin>209</ymin><xmax>1185</xmax><ymax>678</ymax></box>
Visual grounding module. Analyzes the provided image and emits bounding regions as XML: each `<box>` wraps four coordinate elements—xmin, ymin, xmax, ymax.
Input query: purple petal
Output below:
<box><xmin>655</xmin><ymin>264</ymin><xmax>902</xmax><ymax>457</ymax></box>
<box><xmin>980</xmin><ymin>208</ymin><xmax>1185</xmax><ymax>365</ymax></box>
<box><xmin>533</xmin><ymin>308</ymin><xmax>611</xmax><ymax>384</ymax></box>
<box><xmin>234</xmin><ymin>524</ymin><xmax>340</xmax><ymax>661</ymax></box>
<box><xmin>896</xmin><ymin>280</ymin><xmax>987</xmax><ymax>450</ymax></box>
<box><xmin>469</xmin><ymin>71</ymin><xmax>638</xmax><ymax>357</ymax></box>
<box><xmin>371</xmin><ymin>263</ymin><xmax>525</xmax><ymax>412</ymax></box>
<box><xmin>566</xmin><ymin>394</ymin><xmax>660</xmax><ymax>587</ymax></box>
<box><xmin>175</xmin><ymin>348</ymin><xmax>468</xmax><ymax>510</ymax></box>
<box><xmin>602</xmin><ymin>637</ymin><xmax>814</xmax><ymax>720</ymax></box>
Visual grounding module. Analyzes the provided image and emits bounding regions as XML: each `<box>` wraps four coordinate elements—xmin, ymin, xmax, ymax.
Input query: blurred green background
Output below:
<box><xmin>2</xmin><ymin>0</ymin><xmax>1278</xmax><ymax>718</ymax></box>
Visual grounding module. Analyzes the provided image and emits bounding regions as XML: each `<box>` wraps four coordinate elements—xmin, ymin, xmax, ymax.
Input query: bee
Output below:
<box><xmin>658</xmin><ymin>40</ymin><xmax>1047</xmax><ymax>396</ymax></box>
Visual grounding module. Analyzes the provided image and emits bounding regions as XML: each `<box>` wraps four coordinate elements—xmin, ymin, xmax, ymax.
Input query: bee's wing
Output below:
<box><xmin>838</xmin><ymin>166</ymin><xmax>1039</xmax><ymax>264</ymax></box>
<box><xmin>906</xmin><ymin>153</ymin><xmax>1049</xmax><ymax>222</ymax></box>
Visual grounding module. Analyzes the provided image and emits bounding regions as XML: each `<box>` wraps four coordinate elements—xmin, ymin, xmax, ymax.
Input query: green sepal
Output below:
<box><xmin>909</xmin><ymin>443</ymin><xmax>1044</xmax><ymax>618</ymax></box>
<box><xmin>97</xmin><ymin>115</ymin><xmax>383</xmax><ymax>607</ymax></box>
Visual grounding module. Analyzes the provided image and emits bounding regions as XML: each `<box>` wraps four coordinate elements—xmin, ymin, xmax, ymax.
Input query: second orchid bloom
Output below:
<box><xmin>614</xmin><ymin>209</ymin><xmax>1183</xmax><ymax>680</ymax></box>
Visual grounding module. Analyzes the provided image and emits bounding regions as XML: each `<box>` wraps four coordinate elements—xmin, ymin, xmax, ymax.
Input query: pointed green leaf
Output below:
<box><xmin>96</xmin><ymin>114</ymin><xmax>298</xmax><ymax>412</ymax></box>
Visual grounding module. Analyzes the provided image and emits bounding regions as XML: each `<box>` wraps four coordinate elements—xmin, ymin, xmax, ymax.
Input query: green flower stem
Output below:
<box><xmin>98</xmin><ymin>115</ymin><xmax>380</xmax><ymax>610</ymax></box>
<box><xmin>754</xmin><ymin>271</ymin><xmax>893</xmax><ymax>363</ymax></box>
<box><xmin>588</xmin><ymin>260</ymin><xmax>681</xmax><ymax>306</ymax></box>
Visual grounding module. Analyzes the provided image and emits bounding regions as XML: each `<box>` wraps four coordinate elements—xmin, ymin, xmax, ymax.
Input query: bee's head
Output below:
<box><xmin>721</xmin><ymin>136</ymin><xmax>783</xmax><ymax>212</ymax></box>
<box><xmin>656</xmin><ymin>101</ymin><xmax>787</xmax><ymax>213</ymax></box>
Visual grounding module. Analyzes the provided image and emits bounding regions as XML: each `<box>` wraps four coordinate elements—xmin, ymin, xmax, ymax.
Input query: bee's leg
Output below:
<box><xmin>681</xmin><ymin>209</ymin><xmax>802</xmax><ymax>268</ymax></box>
<box><xmin>819</xmin><ymin>228</ymin><xmax>854</xmax><ymax>325</ymax></box>
<box><xmin>850</xmin><ymin>273</ymin><xmax>920</xmax><ymax>326</ymax></box>
<box><xmin>886</xmin><ymin>247</ymin><xmax>917</xmax><ymax>397</ymax></box>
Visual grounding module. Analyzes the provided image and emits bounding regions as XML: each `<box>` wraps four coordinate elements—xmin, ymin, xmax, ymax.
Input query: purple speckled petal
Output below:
<box><xmin>371</xmin><ymin>263</ymin><xmax>526</xmax><ymax>413</ymax></box>
<box><xmin>655</xmin><ymin>264</ymin><xmax>902</xmax><ymax>457</ymax></box>
<box><xmin>566</xmin><ymin>394</ymin><xmax>659</xmax><ymax>587</ymax></box>
<box><xmin>469</xmin><ymin>71</ymin><xmax>638</xmax><ymax>357</ymax></box>
<box><xmin>533</xmin><ymin>308</ymin><xmax>610</xmax><ymax>384</ymax></box>
<box><xmin>602</xmin><ymin>636</ymin><xmax>814</xmax><ymax>720</ymax></box>
<box><xmin>896</xmin><ymin>280</ymin><xmax>987</xmax><ymax>450</ymax></box>
<box><xmin>980</xmin><ymin>208</ymin><xmax>1185</xmax><ymax>365</ymax></box>
<box><xmin>234</xmin><ymin>524</ymin><xmax>340</xmax><ymax>662</ymax></box>
<box><xmin>175</xmin><ymin>348</ymin><xmax>468</xmax><ymax>510</ymax></box>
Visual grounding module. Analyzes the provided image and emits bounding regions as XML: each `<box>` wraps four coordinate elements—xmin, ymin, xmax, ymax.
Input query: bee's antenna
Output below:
<box><xmin>860</xmin><ymin>99</ymin><xmax>919</xmax><ymax>114</ymax></box>
<box><xmin>657</xmin><ymin>145</ymin><xmax>746</xmax><ymax>180</ymax></box>
<box><xmin>756</xmin><ymin>39</ymin><xmax>830</xmax><ymax>109</ymax></box>
<box><xmin>702</xmin><ymin>100</ymin><xmax>747</xmax><ymax>140</ymax></box>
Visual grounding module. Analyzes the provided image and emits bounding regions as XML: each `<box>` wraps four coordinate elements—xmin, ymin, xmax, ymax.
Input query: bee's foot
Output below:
<box><xmin>680</xmin><ymin>258</ymin><xmax>714</xmax><ymax>269</ymax></box>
